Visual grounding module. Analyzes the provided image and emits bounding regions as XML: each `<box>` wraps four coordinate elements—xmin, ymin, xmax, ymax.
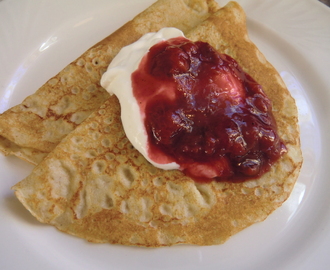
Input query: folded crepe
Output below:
<box><xmin>0</xmin><ymin>0</ymin><xmax>220</xmax><ymax>165</ymax></box>
<box><xmin>12</xmin><ymin>2</ymin><xmax>302</xmax><ymax>247</ymax></box>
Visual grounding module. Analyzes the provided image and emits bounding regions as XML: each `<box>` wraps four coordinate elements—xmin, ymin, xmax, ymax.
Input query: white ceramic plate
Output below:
<box><xmin>1</xmin><ymin>0</ymin><xmax>329</xmax><ymax>269</ymax></box>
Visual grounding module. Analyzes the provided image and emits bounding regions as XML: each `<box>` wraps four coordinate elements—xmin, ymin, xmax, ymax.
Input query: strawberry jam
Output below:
<box><xmin>131</xmin><ymin>37</ymin><xmax>286</xmax><ymax>182</ymax></box>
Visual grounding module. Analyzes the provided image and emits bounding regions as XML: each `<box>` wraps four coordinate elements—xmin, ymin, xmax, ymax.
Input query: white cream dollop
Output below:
<box><xmin>100</xmin><ymin>27</ymin><xmax>184</xmax><ymax>170</ymax></box>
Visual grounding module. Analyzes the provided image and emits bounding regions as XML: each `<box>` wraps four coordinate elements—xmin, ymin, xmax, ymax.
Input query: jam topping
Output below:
<box><xmin>132</xmin><ymin>37</ymin><xmax>286</xmax><ymax>182</ymax></box>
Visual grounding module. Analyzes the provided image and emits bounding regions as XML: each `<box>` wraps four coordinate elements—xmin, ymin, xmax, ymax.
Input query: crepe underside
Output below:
<box><xmin>12</xmin><ymin>2</ymin><xmax>302</xmax><ymax>247</ymax></box>
<box><xmin>0</xmin><ymin>0</ymin><xmax>219</xmax><ymax>165</ymax></box>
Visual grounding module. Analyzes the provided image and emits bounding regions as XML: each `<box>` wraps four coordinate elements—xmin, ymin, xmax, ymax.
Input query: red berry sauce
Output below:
<box><xmin>131</xmin><ymin>37</ymin><xmax>286</xmax><ymax>182</ymax></box>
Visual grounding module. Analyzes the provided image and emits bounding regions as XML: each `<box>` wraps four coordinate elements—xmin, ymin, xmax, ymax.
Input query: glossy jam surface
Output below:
<box><xmin>132</xmin><ymin>37</ymin><xmax>286</xmax><ymax>182</ymax></box>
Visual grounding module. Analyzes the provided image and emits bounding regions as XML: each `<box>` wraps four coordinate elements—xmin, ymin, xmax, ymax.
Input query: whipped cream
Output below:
<box><xmin>100</xmin><ymin>28</ymin><xmax>183</xmax><ymax>170</ymax></box>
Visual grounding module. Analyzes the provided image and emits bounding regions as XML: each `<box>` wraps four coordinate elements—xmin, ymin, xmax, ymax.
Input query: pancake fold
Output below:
<box><xmin>12</xmin><ymin>2</ymin><xmax>302</xmax><ymax>247</ymax></box>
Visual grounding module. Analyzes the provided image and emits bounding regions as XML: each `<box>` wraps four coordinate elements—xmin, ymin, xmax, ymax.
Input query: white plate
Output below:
<box><xmin>1</xmin><ymin>0</ymin><xmax>329</xmax><ymax>269</ymax></box>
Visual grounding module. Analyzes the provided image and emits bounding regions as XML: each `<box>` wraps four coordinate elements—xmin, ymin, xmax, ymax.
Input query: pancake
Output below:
<box><xmin>0</xmin><ymin>0</ymin><xmax>219</xmax><ymax>165</ymax></box>
<box><xmin>12</xmin><ymin>1</ymin><xmax>302</xmax><ymax>247</ymax></box>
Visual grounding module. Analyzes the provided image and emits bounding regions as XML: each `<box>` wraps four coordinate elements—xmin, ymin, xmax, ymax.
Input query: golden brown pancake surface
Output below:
<box><xmin>12</xmin><ymin>1</ymin><xmax>302</xmax><ymax>247</ymax></box>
